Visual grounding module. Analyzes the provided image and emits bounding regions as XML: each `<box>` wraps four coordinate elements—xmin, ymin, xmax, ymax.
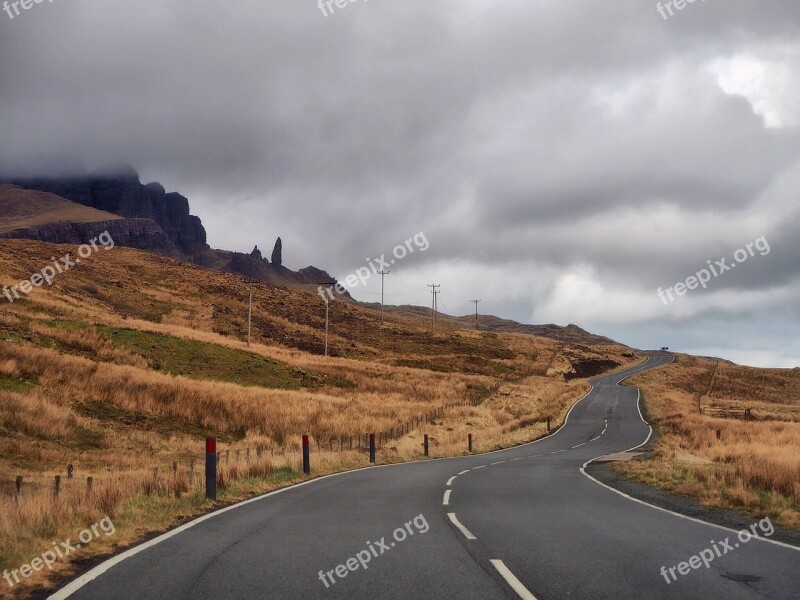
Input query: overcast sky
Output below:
<box><xmin>1</xmin><ymin>1</ymin><xmax>799</xmax><ymax>367</ymax></box>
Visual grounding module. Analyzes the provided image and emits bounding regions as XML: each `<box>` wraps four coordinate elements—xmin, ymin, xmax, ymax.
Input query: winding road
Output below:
<box><xmin>52</xmin><ymin>354</ymin><xmax>800</xmax><ymax>599</ymax></box>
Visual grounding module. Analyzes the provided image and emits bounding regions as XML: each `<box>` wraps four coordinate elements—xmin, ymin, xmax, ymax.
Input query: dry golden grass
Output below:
<box><xmin>0</xmin><ymin>238</ymin><xmax>638</xmax><ymax>597</ymax></box>
<box><xmin>620</xmin><ymin>354</ymin><xmax>800</xmax><ymax>529</ymax></box>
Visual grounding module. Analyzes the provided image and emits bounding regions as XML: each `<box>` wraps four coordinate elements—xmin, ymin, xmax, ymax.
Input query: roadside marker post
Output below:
<box><xmin>205</xmin><ymin>437</ymin><xmax>217</xmax><ymax>500</ymax></box>
<box><xmin>547</xmin><ymin>417</ymin><xmax>551</xmax><ymax>433</ymax></box>
<box><xmin>468</xmin><ymin>433</ymin><xmax>473</xmax><ymax>453</ymax></box>
<box><xmin>424</xmin><ymin>434</ymin><xmax>429</xmax><ymax>457</ymax></box>
<box><xmin>303</xmin><ymin>435</ymin><xmax>311</xmax><ymax>475</ymax></box>
<box><xmin>369</xmin><ymin>433</ymin><xmax>376</xmax><ymax>464</ymax></box>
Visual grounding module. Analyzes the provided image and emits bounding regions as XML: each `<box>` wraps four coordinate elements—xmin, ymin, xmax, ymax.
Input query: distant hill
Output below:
<box><xmin>383</xmin><ymin>305</ymin><xmax>616</xmax><ymax>346</ymax></box>
<box><xmin>0</xmin><ymin>183</ymin><xmax>122</xmax><ymax>233</ymax></box>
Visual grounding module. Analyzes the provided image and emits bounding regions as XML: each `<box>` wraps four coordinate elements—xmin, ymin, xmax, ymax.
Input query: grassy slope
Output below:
<box><xmin>620</xmin><ymin>354</ymin><xmax>800</xmax><ymax>529</ymax></box>
<box><xmin>0</xmin><ymin>184</ymin><xmax>122</xmax><ymax>233</ymax></box>
<box><xmin>0</xmin><ymin>238</ymin><xmax>638</xmax><ymax>598</ymax></box>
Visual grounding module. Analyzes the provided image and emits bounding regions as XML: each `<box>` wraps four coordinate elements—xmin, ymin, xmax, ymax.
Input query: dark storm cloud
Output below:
<box><xmin>1</xmin><ymin>0</ymin><xmax>798</xmax><ymax>365</ymax></box>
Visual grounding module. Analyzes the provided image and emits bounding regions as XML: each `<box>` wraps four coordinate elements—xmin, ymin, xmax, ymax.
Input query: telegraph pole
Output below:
<box><xmin>471</xmin><ymin>299</ymin><xmax>481</xmax><ymax>330</ymax></box>
<box><xmin>246</xmin><ymin>279</ymin><xmax>257</xmax><ymax>347</ymax></box>
<box><xmin>317</xmin><ymin>283</ymin><xmax>333</xmax><ymax>357</ymax></box>
<box><xmin>379</xmin><ymin>270</ymin><xmax>390</xmax><ymax>324</ymax></box>
<box><xmin>427</xmin><ymin>284</ymin><xmax>440</xmax><ymax>334</ymax></box>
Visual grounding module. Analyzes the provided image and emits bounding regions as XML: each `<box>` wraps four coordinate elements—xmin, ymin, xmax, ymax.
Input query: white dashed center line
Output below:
<box><xmin>491</xmin><ymin>559</ymin><xmax>539</xmax><ymax>600</ymax></box>
<box><xmin>446</xmin><ymin>475</ymin><xmax>457</xmax><ymax>486</ymax></box>
<box><xmin>447</xmin><ymin>513</ymin><xmax>477</xmax><ymax>540</ymax></box>
<box><xmin>571</xmin><ymin>443</ymin><xmax>585</xmax><ymax>448</ymax></box>
<box><xmin>473</xmin><ymin>465</ymin><xmax>486</xmax><ymax>470</ymax></box>
<box><xmin>491</xmin><ymin>461</ymin><xmax>506</xmax><ymax>465</ymax></box>
<box><xmin>443</xmin><ymin>490</ymin><xmax>452</xmax><ymax>506</ymax></box>
<box><xmin>458</xmin><ymin>469</ymin><xmax>470</xmax><ymax>475</ymax></box>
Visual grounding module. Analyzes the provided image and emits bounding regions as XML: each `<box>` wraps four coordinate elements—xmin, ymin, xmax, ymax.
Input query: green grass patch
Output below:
<box><xmin>0</xmin><ymin>374</ymin><xmax>37</xmax><ymax>394</ymax></box>
<box><xmin>99</xmin><ymin>327</ymin><xmax>331</xmax><ymax>390</ymax></box>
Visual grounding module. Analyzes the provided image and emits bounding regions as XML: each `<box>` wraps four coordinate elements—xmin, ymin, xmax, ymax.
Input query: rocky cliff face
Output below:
<box><xmin>12</xmin><ymin>168</ymin><xmax>208</xmax><ymax>259</ymax></box>
<box><xmin>0</xmin><ymin>218</ymin><xmax>181</xmax><ymax>257</ymax></box>
<box><xmin>5</xmin><ymin>168</ymin><xmax>346</xmax><ymax>293</ymax></box>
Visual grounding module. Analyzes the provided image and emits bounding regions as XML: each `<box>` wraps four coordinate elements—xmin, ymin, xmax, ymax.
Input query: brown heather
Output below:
<box><xmin>621</xmin><ymin>354</ymin><xmax>800</xmax><ymax>529</ymax></box>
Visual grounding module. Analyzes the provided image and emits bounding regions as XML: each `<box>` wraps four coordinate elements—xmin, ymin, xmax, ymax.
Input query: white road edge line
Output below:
<box><xmin>490</xmin><ymin>559</ymin><xmax>538</xmax><ymax>600</ymax></box>
<box><xmin>580</xmin><ymin>356</ymin><xmax>800</xmax><ymax>554</ymax></box>
<box><xmin>458</xmin><ymin>469</ymin><xmax>471</xmax><ymax>475</ymax></box>
<box><xmin>589</xmin><ymin>436</ymin><xmax>601</xmax><ymax>441</ymax></box>
<box><xmin>447</xmin><ymin>513</ymin><xmax>477</xmax><ymax>540</ymax></box>
<box><xmin>446</xmin><ymin>475</ymin><xmax>457</xmax><ymax>486</ymax></box>
<box><xmin>49</xmin><ymin>362</ymin><xmax>646</xmax><ymax>599</ymax></box>
<box><xmin>491</xmin><ymin>461</ymin><xmax>506</xmax><ymax>465</ymax></box>
<box><xmin>572</xmin><ymin>443</ymin><xmax>586</xmax><ymax>448</ymax></box>
<box><xmin>473</xmin><ymin>465</ymin><xmax>486</xmax><ymax>469</ymax></box>
<box><xmin>443</xmin><ymin>490</ymin><xmax>452</xmax><ymax>506</ymax></box>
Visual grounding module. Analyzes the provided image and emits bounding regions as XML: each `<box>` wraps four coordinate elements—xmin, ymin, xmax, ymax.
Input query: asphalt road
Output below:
<box><xmin>53</xmin><ymin>354</ymin><xmax>800</xmax><ymax>600</ymax></box>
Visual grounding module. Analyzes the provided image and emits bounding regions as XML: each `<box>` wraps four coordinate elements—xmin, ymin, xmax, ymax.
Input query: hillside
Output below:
<box><xmin>0</xmin><ymin>237</ymin><xmax>640</xmax><ymax>597</ymax></box>
<box><xmin>387</xmin><ymin>305</ymin><xmax>616</xmax><ymax>345</ymax></box>
<box><xmin>0</xmin><ymin>183</ymin><xmax>122</xmax><ymax>233</ymax></box>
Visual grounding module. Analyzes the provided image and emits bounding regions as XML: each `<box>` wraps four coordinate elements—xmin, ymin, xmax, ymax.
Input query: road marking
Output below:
<box><xmin>446</xmin><ymin>475</ymin><xmax>457</xmax><ymax>486</ymax></box>
<box><xmin>458</xmin><ymin>469</ymin><xmax>470</xmax><ymax>475</ymax></box>
<box><xmin>443</xmin><ymin>490</ymin><xmax>452</xmax><ymax>506</ymax></box>
<box><xmin>448</xmin><ymin>513</ymin><xmax>477</xmax><ymax>540</ymax></box>
<box><xmin>491</xmin><ymin>460</ymin><xmax>506</xmax><ymax>465</ymax></box>
<box><xmin>550</xmin><ymin>449</ymin><xmax>565</xmax><ymax>454</ymax></box>
<box><xmin>474</xmin><ymin>465</ymin><xmax>486</xmax><ymax>469</ymax></box>
<box><xmin>572</xmin><ymin>443</ymin><xmax>586</xmax><ymax>448</ymax></box>
<box><xmin>490</xmin><ymin>559</ymin><xmax>538</xmax><ymax>600</ymax></box>
<box><xmin>510</xmin><ymin>457</ymin><xmax>522</xmax><ymax>461</ymax></box>
<box><xmin>528</xmin><ymin>454</ymin><xmax>542</xmax><ymax>458</ymax></box>
<box><xmin>590</xmin><ymin>436</ymin><xmax>601</xmax><ymax>441</ymax></box>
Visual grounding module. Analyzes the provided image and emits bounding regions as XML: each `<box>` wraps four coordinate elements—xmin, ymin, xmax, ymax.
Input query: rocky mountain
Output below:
<box><xmin>11</xmin><ymin>166</ymin><xmax>208</xmax><ymax>260</ymax></box>
<box><xmin>2</xmin><ymin>169</ymin><xmax>342</xmax><ymax>290</ymax></box>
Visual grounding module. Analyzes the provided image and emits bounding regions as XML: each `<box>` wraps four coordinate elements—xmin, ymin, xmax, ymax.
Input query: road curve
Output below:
<box><xmin>52</xmin><ymin>354</ymin><xmax>800</xmax><ymax>600</ymax></box>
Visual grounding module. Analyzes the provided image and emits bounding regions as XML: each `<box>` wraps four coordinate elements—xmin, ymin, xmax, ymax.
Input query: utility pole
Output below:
<box><xmin>427</xmin><ymin>284</ymin><xmax>440</xmax><ymax>334</ymax></box>
<box><xmin>317</xmin><ymin>283</ymin><xmax>333</xmax><ymax>357</ymax></box>
<box><xmin>379</xmin><ymin>270</ymin><xmax>390</xmax><ymax>324</ymax></box>
<box><xmin>246</xmin><ymin>280</ymin><xmax>257</xmax><ymax>347</ymax></box>
<box><xmin>471</xmin><ymin>299</ymin><xmax>481</xmax><ymax>330</ymax></box>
